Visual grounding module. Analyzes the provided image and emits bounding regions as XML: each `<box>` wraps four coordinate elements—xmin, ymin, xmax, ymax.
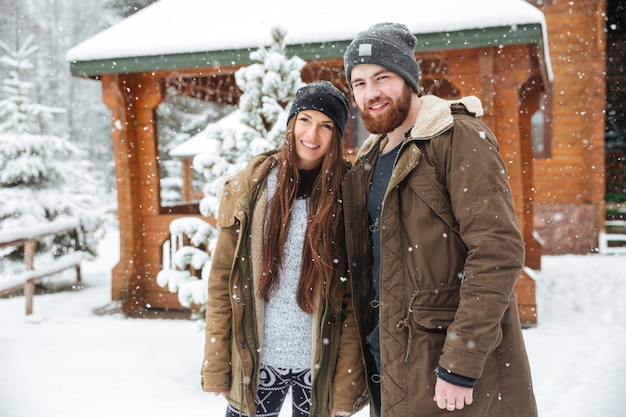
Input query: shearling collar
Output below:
<box><xmin>356</xmin><ymin>95</ymin><xmax>484</xmax><ymax>158</ymax></box>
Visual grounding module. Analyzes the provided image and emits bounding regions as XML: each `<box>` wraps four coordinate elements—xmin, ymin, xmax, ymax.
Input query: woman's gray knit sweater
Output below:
<box><xmin>261</xmin><ymin>170</ymin><xmax>313</xmax><ymax>370</ymax></box>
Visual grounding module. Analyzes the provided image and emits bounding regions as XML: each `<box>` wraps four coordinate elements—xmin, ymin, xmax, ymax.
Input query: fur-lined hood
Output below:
<box><xmin>357</xmin><ymin>95</ymin><xmax>483</xmax><ymax>158</ymax></box>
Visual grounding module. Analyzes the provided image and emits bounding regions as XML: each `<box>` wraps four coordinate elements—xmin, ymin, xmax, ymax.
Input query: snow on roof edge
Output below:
<box><xmin>66</xmin><ymin>0</ymin><xmax>549</xmax><ymax>64</ymax></box>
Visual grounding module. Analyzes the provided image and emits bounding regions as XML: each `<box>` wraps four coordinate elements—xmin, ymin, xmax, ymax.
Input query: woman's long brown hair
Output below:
<box><xmin>259</xmin><ymin>116</ymin><xmax>345</xmax><ymax>314</ymax></box>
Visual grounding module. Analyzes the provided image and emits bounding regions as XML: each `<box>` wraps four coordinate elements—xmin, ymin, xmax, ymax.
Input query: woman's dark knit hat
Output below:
<box><xmin>344</xmin><ymin>22</ymin><xmax>421</xmax><ymax>93</ymax></box>
<box><xmin>287</xmin><ymin>81</ymin><xmax>350</xmax><ymax>136</ymax></box>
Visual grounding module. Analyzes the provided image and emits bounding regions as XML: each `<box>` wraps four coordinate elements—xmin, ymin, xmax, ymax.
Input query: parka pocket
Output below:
<box><xmin>411</xmin><ymin>306</ymin><xmax>457</xmax><ymax>331</ymax></box>
<box><xmin>396</xmin><ymin>291</ymin><xmax>457</xmax><ymax>361</ymax></box>
<box><xmin>396</xmin><ymin>306</ymin><xmax>457</xmax><ymax>362</ymax></box>
<box><xmin>217</xmin><ymin>208</ymin><xmax>237</xmax><ymax>228</ymax></box>
<box><xmin>401</xmin><ymin>287</ymin><xmax>459</xmax><ymax>331</ymax></box>
<box><xmin>216</xmin><ymin>182</ymin><xmax>239</xmax><ymax>228</ymax></box>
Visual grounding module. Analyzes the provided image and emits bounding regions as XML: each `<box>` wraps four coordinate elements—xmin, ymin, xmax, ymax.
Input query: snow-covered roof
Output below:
<box><xmin>169</xmin><ymin>109</ymin><xmax>244</xmax><ymax>159</ymax></box>
<box><xmin>168</xmin><ymin>133</ymin><xmax>219</xmax><ymax>160</ymax></box>
<box><xmin>67</xmin><ymin>0</ymin><xmax>551</xmax><ymax>80</ymax></box>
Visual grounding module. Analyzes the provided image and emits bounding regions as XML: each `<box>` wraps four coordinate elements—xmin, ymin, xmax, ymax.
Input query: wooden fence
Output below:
<box><xmin>0</xmin><ymin>219</ymin><xmax>85</xmax><ymax>314</ymax></box>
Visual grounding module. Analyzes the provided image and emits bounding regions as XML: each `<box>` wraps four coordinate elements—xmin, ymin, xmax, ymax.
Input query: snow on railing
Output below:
<box><xmin>157</xmin><ymin>217</ymin><xmax>212</xmax><ymax>311</ymax></box>
<box><xmin>0</xmin><ymin>218</ymin><xmax>81</xmax><ymax>247</ymax></box>
<box><xmin>0</xmin><ymin>218</ymin><xmax>86</xmax><ymax>315</ymax></box>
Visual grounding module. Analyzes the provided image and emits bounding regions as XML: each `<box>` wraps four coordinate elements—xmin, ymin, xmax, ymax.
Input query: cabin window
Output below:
<box><xmin>520</xmin><ymin>74</ymin><xmax>551</xmax><ymax>159</ymax></box>
<box><xmin>531</xmin><ymin>101</ymin><xmax>545</xmax><ymax>154</ymax></box>
<box><xmin>530</xmin><ymin>94</ymin><xmax>550</xmax><ymax>158</ymax></box>
<box><xmin>532</xmin><ymin>92</ymin><xmax>551</xmax><ymax>158</ymax></box>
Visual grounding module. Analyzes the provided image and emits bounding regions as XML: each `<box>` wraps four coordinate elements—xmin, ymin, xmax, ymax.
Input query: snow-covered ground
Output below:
<box><xmin>1</xmin><ymin>228</ymin><xmax>625</xmax><ymax>417</ymax></box>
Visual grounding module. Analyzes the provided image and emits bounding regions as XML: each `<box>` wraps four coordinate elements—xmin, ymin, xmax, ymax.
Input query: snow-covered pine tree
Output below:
<box><xmin>195</xmin><ymin>27</ymin><xmax>305</xmax><ymax>219</ymax></box>
<box><xmin>157</xmin><ymin>27</ymin><xmax>306</xmax><ymax>317</ymax></box>
<box><xmin>0</xmin><ymin>35</ymin><xmax>103</xmax><ymax>272</ymax></box>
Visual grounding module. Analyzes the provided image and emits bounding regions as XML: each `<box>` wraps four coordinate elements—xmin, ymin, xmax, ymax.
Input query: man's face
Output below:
<box><xmin>350</xmin><ymin>63</ymin><xmax>412</xmax><ymax>134</ymax></box>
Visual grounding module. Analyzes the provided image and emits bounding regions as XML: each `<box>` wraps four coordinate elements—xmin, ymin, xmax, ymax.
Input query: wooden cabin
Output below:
<box><xmin>530</xmin><ymin>0</ymin><xmax>611</xmax><ymax>254</ymax></box>
<box><xmin>66</xmin><ymin>0</ymin><xmax>609</xmax><ymax>325</ymax></box>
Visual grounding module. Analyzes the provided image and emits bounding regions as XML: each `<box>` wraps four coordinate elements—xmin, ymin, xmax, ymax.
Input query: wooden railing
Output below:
<box><xmin>0</xmin><ymin>218</ymin><xmax>85</xmax><ymax>314</ymax></box>
<box><xmin>599</xmin><ymin>219</ymin><xmax>626</xmax><ymax>255</ymax></box>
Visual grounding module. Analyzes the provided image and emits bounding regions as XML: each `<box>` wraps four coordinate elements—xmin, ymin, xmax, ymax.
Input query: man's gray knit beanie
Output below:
<box><xmin>344</xmin><ymin>22</ymin><xmax>420</xmax><ymax>93</ymax></box>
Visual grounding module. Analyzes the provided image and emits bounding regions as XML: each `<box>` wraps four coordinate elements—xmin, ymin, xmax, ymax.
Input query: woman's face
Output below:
<box><xmin>292</xmin><ymin>109</ymin><xmax>335</xmax><ymax>171</ymax></box>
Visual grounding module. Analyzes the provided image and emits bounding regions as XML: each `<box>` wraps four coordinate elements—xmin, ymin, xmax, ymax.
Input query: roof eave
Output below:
<box><xmin>69</xmin><ymin>23</ymin><xmax>547</xmax><ymax>78</ymax></box>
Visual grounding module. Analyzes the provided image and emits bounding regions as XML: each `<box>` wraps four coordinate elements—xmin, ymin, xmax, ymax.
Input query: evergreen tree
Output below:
<box><xmin>0</xmin><ymin>35</ymin><xmax>103</xmax><ymax>270</ymax></box>
<box><xmin>1</xmin><ymin>0</ymin><xmax>158</xmax><ymax>199</ymax></box>
<box><xmin>194</xmin><ymin>27</ymin><xmax>305</xmax><ymax>219</ymax></box>
<box><xmin>157</xmin><ymin>28</ymin><xmax>306</xmax><ymax>316</ymax></box>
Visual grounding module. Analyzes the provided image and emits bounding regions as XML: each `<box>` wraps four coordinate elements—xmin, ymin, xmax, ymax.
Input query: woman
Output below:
<box><xmin>201</xmin><ymin>81</ymin><xmax>368</xmax><ymax>417</ymax></box>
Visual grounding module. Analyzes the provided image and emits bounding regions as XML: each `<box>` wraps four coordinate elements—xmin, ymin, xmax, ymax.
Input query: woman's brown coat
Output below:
<box><xmin>201</xmin><ymin>151</ymin><xmax>368</xmax><ymax>417</ymax></box>
<box><xmin>342</xmin><ymin>95</ymin><xmax>537</xmax><ymax>417</ymax></box>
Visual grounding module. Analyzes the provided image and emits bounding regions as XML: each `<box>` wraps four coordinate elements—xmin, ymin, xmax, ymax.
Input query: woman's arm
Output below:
<box><xmin>201</xmin><ymin>184</ymin><xmax>240</xmax><ymax>393</ymax></box>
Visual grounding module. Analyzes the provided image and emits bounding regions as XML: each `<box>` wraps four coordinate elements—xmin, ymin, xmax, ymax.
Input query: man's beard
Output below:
<box><xmin>359</xmin><ymin>85</ymin><xmax>412</xmax><ymax>134</ymax></box>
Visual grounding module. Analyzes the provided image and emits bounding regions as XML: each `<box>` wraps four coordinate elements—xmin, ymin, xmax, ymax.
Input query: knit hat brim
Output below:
<box><xmin>287</xmin><ymin>81</ymin><xmax>350</xmax><ymax>136</ymax></box>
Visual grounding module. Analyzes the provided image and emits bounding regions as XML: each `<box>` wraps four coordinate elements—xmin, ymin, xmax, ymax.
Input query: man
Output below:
<box><xmin>341</xmin><ymin>22</ymin><xmax>538</xmax><ymax>417</ymax></box>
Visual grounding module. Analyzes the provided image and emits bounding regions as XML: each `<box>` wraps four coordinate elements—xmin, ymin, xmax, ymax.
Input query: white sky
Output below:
<box><xmin>66</xmin><ymin>0</ymin><xmax>547</xmax><ymax>62</ymax></box>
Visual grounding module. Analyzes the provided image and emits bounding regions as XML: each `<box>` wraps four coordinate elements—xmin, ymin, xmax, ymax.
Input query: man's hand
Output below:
<box><xmin>433</xmin><ymin>377</ymin><xmax>473</xmax><ymax>411</ymax></box>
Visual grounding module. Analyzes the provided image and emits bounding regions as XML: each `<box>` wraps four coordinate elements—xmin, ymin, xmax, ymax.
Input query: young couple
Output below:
<box><xmin>201</xmin><ymin>22</ymin><xmax>538</xmax><ymax>417</ymax></box>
